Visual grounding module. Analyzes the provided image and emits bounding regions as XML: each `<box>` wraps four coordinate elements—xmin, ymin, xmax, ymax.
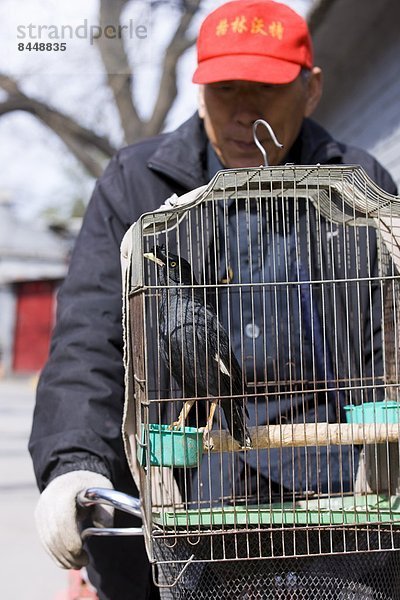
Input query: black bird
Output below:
<box><xmin>144</xmin><ymin>245</ymin><xmax>252</xmax><ymax>449</ymax></box>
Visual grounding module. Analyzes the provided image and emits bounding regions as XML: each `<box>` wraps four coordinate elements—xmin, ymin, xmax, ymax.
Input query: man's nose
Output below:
<box><xmin>233</xmin><ymin>96</ymin><xmax>264</xmax><ymax>127</ymax></box>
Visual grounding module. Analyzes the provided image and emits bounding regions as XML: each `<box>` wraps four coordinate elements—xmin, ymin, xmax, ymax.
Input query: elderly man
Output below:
<box><xmin>29</xmin><ymin>1</ymin><xmax>397</xmax><ymax>598</ymax></box>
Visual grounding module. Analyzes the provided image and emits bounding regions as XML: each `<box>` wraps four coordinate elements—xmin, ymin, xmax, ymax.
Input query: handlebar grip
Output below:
<box><xmin>77</xmin><ymin>487</ymin><xmax>142</xmax><ymax>517</ymax></box>
<box><xmin>77</xmin><ymin>487</ymin><xmax>143</xmax><ymax>538</ymax></box>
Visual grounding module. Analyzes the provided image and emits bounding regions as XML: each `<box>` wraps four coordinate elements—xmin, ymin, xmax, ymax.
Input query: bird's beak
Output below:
<box><xmin>144</xmin><ymin>252</ymin><xmax>165</xmax><ymax>267</ymax></box>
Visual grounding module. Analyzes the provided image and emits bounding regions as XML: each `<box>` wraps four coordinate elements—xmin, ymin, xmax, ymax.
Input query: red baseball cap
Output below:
<box><xmin>193</xmin><ymin>0</ymin><xmax>313</xmax><ymax>85</ymax></box>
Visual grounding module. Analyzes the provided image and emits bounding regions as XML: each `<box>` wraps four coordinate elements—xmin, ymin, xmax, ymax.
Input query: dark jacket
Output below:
<box><xmin>28</xmin><ymin>113</ymin><xmax>397</xmax><ymax>600</ymax></box>
<box><xmin>215</xmin><ymin>184</ymin><xmax>388</xmax><ymax>495</ymax></box>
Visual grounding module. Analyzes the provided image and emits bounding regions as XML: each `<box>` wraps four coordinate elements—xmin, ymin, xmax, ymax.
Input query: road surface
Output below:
<box><xmin>0</xmin><ymin>377</ymin><xmax>67</xmax><ymax>599</ymax></box>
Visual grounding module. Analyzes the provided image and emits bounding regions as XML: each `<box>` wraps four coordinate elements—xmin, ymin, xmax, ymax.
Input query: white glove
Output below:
<box><xmin>35</xmin><ymin>470</ymin><xmax>114</xmax><ymax>569</ymax></box>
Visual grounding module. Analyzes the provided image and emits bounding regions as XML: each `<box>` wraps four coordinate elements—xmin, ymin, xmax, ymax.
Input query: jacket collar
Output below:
<box><xmin>147</xmin><ymin>113</ymin><xmax>208</xmax><ymax>190</ymax></box>
<box><xmin>297</xmin><ymin>118</ymin><xmax>345</xmax><ymax>165</ymax></box>
<box><xmin>147</xmin><ymin>114</ymin><xmax>347</xmax><ymax>190</ymax></box>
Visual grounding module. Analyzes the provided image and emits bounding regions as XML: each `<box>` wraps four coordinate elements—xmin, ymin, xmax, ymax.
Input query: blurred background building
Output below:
<box><xmin>311</xmin><ymin>0</ymin><xmax>400</xmax><ymax>185</ymax></box>
<box><xmin>0</xmin><ymin>194</ymin><xmax>69</xmax><ymax>375</ymax></box>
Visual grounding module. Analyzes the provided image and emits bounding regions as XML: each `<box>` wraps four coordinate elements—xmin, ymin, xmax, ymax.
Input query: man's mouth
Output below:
<box><xmin>231</xmin><ymin>139</ymin><xmax>257</xmax><ymax>151</ymax></box>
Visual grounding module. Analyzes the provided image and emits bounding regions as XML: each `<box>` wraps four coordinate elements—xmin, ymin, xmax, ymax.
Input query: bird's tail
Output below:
<box><xmin>222</xmin><ymin>398</ymin><xmax>252</xmax><ymax>449</ymax></box>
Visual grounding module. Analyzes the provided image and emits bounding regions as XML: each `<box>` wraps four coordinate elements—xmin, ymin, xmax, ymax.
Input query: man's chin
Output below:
<box><xmin>225</xmin><ymin>157</ymin><xmax>265</xmax><ymax>169</ymax></box>
<box><xmin>221</xmin><ymin>148</ymin><xmax>271</xmax><ymax>169</ymax></box>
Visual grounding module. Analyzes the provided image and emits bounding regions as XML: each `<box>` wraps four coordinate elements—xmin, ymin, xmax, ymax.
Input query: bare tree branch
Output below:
<box><xmin>60</xmin><ymin>133</ymin><xmax>107</xmax><ymax>179</ymax></box>
<box><xmin>0</xmin><ymin>0</ymin><xmax>203</xmax><ymax>178</ymax></box>
<box><xmin>0</xmin><ymin>74</ymin><xmax>116</xmax><ymax>177</ymax></box>
<box><xmin>145</xmin><ymin>0</ymin><xmax>201</xmax><ymax>136</ymax></box>
<box><xmin>0</xmin><ymin>74</ymin><xmax>19</xmax><ymax>95</ymax></box>
<box><xmin>97</xmin><ymin>0</ymin><xmax>144</xmax><ymax>143</ymax></box>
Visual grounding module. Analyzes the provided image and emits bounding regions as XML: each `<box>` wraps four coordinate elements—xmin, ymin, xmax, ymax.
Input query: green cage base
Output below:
<box><xmin>153</xmin><ymin>495</ymin><xmax>400</xmax><ymax>528</ymax></box>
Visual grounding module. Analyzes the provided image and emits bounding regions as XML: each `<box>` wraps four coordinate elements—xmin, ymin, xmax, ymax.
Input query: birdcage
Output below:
<box><xmin>117</xmin><ymin>160</ymin><xmax>400</xmax><ymax>599</ymax></box>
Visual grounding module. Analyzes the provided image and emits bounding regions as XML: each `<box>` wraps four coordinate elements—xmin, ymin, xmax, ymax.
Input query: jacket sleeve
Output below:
<box><xmin>29</xmin><ymin>155</ymin><xmax>135</xmax><ymax>491</ymax></box>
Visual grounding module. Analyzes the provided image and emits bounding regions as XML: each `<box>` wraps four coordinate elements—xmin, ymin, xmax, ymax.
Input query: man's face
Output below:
<box><xmin>199</xmin><ymin>69</ymin><xmax>322</xmax><ymax>168</ymax></box>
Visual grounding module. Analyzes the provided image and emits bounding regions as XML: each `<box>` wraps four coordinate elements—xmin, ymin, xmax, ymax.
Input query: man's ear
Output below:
<box><xmin>304</xmin><ymin>67</ymin><xmax>323</xmax><ymax>117</ymax></box>
<box><xmin>198</xmin><ymin>85</ymin><xmax>205</xmax><ymax>119</ymax></box>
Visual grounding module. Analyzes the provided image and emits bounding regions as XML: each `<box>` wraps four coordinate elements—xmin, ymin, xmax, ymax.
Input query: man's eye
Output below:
<box><xmin>260</xmin><ymin>83</ymin><xmax>286</xmax><ymax>91</ymax></box>
<box><xmin>212</xmin><ymin>83</ymin><xmax>234</xmax><ymax>92</ymax></box>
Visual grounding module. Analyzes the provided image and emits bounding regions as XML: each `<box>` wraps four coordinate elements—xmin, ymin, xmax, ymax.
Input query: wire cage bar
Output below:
<box><xmin>122</xmin><ymin>165</ymin><xmax>400</xmax><ymax>596</ymax></box>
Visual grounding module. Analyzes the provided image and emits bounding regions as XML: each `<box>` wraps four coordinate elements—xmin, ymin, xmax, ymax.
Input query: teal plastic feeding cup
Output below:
<box><xmin>344</xmin><ymin>401</ymin><xmax>400</xmax><ymax>424</ymax></box>
<box><xmin>138</xmin><ymin>424</ymin><xmax>203</xmax><ymax>468</ymax></box>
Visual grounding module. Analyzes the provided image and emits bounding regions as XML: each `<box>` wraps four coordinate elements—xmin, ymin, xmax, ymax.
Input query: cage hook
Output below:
<box><xmin>152</xmin><ymin>554</ymin><xmax>195</xmax><ymax>588</ymax></box>
<box><xmin>252</xmin><ymin>119</ymin><xmax>283</xmax><ymax>167</ymax></box>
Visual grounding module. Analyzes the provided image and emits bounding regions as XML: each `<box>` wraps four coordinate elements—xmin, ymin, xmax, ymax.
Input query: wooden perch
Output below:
<box><xmin>208</xmin><ymin>423</ymin><xmax>400</xmax><ymax>453</ymax></box>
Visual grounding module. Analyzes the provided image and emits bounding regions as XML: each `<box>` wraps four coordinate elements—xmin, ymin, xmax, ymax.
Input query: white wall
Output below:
<box><xmin>311</xmin><ymin>0</ymin><xmax>400</xmax><ymax>191</ymax></box>
<box><xmin>0</xmin><ymin>284</ymin><xmax>16</xmax><ymax>373</ymax></box>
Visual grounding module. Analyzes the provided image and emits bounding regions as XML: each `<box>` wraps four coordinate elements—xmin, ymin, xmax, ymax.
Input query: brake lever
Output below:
<box><xmin>77</xmin><ymin>487</ymin><xmax>143</xmax><ymax>539</ymax></box>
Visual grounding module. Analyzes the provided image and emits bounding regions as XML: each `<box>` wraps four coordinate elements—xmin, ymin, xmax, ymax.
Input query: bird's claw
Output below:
<box><xmin>200</xmin><ymin>428</ymin><xmax>215</xmax><ymax>450</ymax></box>
<box><xmin>169</xmin><ymin>420</ymin><xmax>184</xmax><ymax>431</ymax></box>
<box><xmin>169</xmin><ymin>417</ymin><xmax>185</xmax><ymax>431</ymax></box>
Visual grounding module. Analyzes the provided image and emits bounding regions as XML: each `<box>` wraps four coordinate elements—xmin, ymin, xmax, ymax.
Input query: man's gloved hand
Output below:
<box><xmin>35</xmin><ymin>470</ymin><xmax>114</xmax><ymax>569</ymax></box>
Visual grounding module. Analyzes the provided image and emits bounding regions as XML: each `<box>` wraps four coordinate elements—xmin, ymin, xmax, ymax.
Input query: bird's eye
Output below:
<box><xmin>170</xmin><ymin>261</ymin><xmax>177</xmax><ymax>268</ymax></box>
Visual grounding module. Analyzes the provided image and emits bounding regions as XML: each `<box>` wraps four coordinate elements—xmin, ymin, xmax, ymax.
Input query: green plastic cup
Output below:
<box><xmin>344</xmin><ymin>401</ymin><xmax>400</xmax><ymax>424</ymax></box>
<box><xmin>138</xmin><ymin>424</ymin><xmax>203</xmax><ymax>468</ymax></box>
